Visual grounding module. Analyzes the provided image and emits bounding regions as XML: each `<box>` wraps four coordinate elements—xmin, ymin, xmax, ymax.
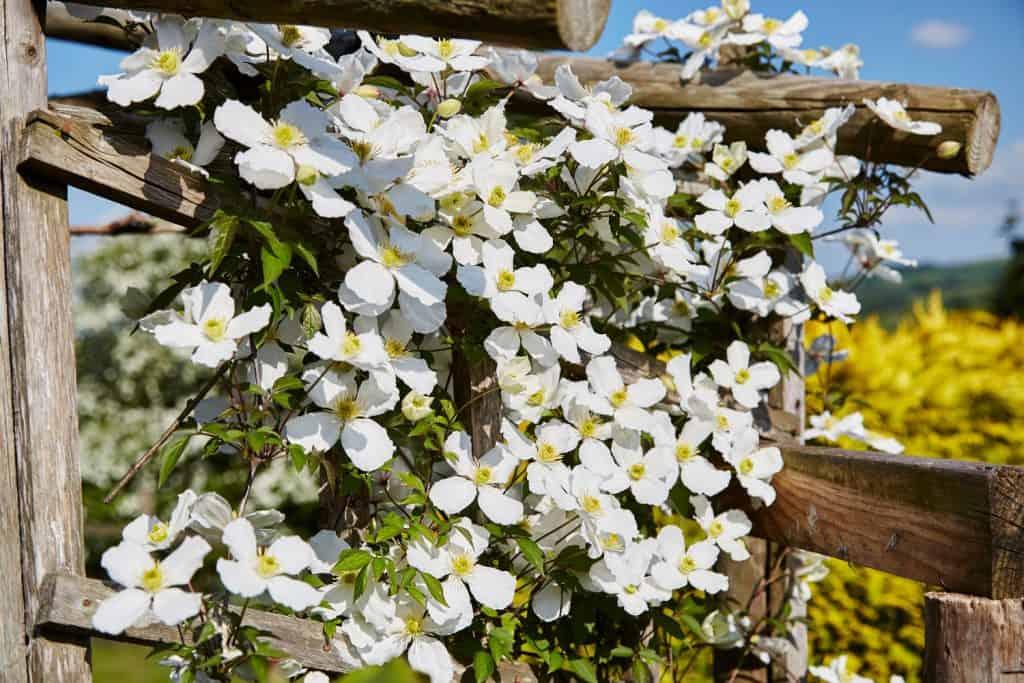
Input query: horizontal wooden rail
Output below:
<box><xmin>532</xmin><ymin>56</ymin><xmax>999</xmax><ymax>176</ymax></box>
<box><xmin>55</xmin><ymin>0</ymin><xmax>610</xmax><ymax>51</ymax></box>
<box><xmin>37</xmin><ymin>572</ymin><xmax>350</xmax><ymax>673</ymax></box>
<box><xmin>19</xmin><ymin>106</ymin><xmax>219</xmax><ymax>229</ymax></box>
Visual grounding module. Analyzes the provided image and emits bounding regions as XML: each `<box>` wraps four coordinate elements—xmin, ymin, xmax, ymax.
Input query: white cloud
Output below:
<box><xmin>910</xmin><ymin>20</ymin><xmax>970</xmax><ymax>49</ymax></box>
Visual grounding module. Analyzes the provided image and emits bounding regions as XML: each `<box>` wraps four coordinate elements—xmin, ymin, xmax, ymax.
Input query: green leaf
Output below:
<box><xmin>473</xmin><ymin>650</ymin><xmax>496</xmax><ymax>683</ymax></box>
<box><xmin>291</xmin><ymin>241</ymin><xmax>319</xmax><ymax>275</ymax></box>
<box><xmin>352</xmin><ymin>563</ymin><xmax>370</xmax><ymax>601</ymax></box>
<box><xmin>260</xmin><ymin>242</ymin><xmax>292</xmax><ymax>287</ymax></box>
<box><xmin>516</xmin><ymin>537</ymin><xmax>545</xmax><ymax>572</ymax></box>
<box><xmin>420</xmin><ymin>571</ymin><xmax>447</xmax><ymax>606</ymax></box>
<box><xmin>569</xmin><ymin>658</ymin><xmax>598</xmax><ymax>683</ymax></box>
<box><xmin>610</xmin><ymin>646</ymin><xmax>633</xmax><ymax>658</ymax></box>
<box><xmin>206</xmin><ymin>211</ymin><xmax>238</xmax><ymax>275</ymax></box>
<box><xmin>333</xmin><ymin>549</ymin><xmax>372</xmax><ymax>573</ymax></box>
<box><xmin>362</xmin><ymin>75</ymin><xmax>408</xmax><ymax>93</ymax></box>
<box><xmin>158</xmin><ymin>433</ymin><xmax>191</xmax><ymax>488</ymax></box>
<box><xmin>787</xmin><ymin>231</ymin><xmax>814</xmax><ymax>258</ymax></box>
<box><xmin>488</xmin><ymin>625</ymin><xmax>515</xmax><ymax>663</ymax></box>
<box><xmin>465</xmin><ymin>79</ymin><xmax>507</xmax><ymax>99</ymax></box>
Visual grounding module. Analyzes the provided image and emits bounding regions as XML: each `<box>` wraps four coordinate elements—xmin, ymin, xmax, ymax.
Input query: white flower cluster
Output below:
<box><xmin>79</xmin><ymin>0</ymin><xmax>942</xmax><ymax>677</ymax></box>
<box><xmin>618</xmin><ymin>1</ymin><xmax>863</xmax><ymax>80</ymax></box>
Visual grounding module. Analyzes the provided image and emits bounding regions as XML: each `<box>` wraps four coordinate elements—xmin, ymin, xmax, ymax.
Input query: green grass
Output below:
<box><xmin>91</xmin><ymin>638</ymin><xmax>167</xmax><ymax>682</ymax></box>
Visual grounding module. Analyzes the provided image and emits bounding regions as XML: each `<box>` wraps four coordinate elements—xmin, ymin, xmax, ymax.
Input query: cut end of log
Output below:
<box><xmin>557</xmin><ymin>0</ymin><xmax>612</xmax><ymax>52</ymax></box>
<box><xmin>965</xmin><ymin>91</ymin><xmax>1000</xmax><ymax>176</ymax></box>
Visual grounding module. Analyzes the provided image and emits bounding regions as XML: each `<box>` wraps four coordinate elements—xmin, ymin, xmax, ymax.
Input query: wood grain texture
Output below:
<box><xmin>533</xmin><ymin>55</ymin><xmax>1000</xmax><ymax>176</ymax></box>
<box><xmin>729</xmin><ymin>445</ymin><xmax>1024</xmax><ymax>599</ymax></box>
<box><xmin>1</xmin><ymin>0</ymin><xmax>90</xmax><ymax>679</ymax></box>
<box><xmin>61</xmin><ymin>0</ymin><xmax>611</xmax><ymax>51</ymax></box>
<box><xmin>923</xmin><ymin>592</ymin><xmax>1024</xmax><ymax>682</ymax></box>
<box><xmin>20</xmin><ymin>105</ymin><xmax>220</xmax><ymax>229</ymax></box>
<box><xmin>36</xmin><ymin>573</ymin><xmax>352</xmax><ymax>673</ymax></box>
<box><xmin>451</xmin><ymin>352</ymin><xmax>502</xmax><ymax>457</ymax></box>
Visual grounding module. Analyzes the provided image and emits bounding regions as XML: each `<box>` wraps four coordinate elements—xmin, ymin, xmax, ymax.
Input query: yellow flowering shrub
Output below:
<box><xmin>803</xmin><ymin>292</ymin><xmax>1024</xmax><ymax>680</ymax></box>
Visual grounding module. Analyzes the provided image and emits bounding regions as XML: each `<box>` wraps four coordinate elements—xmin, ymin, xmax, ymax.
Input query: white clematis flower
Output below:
<box><xmin>122</xmin><ymin>490</ymin><xmax>198</xmax><ymax>551</ymax></box>
<box><xmin>724</xmin><ymin>428</ymin><xmax>783</xmax><ymax>505</ymax></box>
<box><xmin>695</xmin><ymin>183</ymin><xmax>770</xmax><ymax>235</ymax></box>
<box><xmin>486</xmin><ymin>292</ymin><xmax>556</xmax><ymax>366</ymax></box>
<box><xmin>355</xmin><ymin>310</ymin><xmax>438</xmax><ymax>394</ymax></box>
<box><xmin>543</xmin><ymin>282</ymin><xmax>611</xmax><ymax>364</ymax></box>
<box><xmin>649</xmin><ymin>416</ymin><xmax>730</xmax><ymax>497</ymax></box>
<box><xmin>306</xmin><ymin>301</ymin><xmax>388</xmax><ymax>372</ymax></box>
<box><xmin>214</xmin><ymin>99</ymin><xmax>356</xmax><ymax>217</ymax></box>
<box><xmin>398</xmin><ymin>36</ymin><xmax>489</xmax><ymax>73</ymax></box>
<box><xmin>864</xmin><ymin>98</ymin><xmax>942</xmax><ymax>136</ymax></box>
<box><xmin>99</xmin><ymin>18</ymin><xmax>223</xmax><ymax>109</ymax></box>
<box><xmin>283</xmin><ymin>367</ymin><xmax>396</xmax><ymax>471</ymax></box>
<box><xmin>749</xmin><ymin>130</ymin><xmax>833</xmax><ymax>186</ymax></box>
<box><xmin>408</xmin><ymin>519</ymin><xmax>517</xmax><ymax>611</ymax></box>
<box><xmin>216</xmin><ymin>518</ymin><xmax>320</xmax><ymax>611</ymax></box>
<box><xmin>93</xmin><ymin>536</ymin><xmax>211</xmax><ymax>634</ymax></box>
<box><xmin>469</xmin><ymin>158</ymin><xmax>537</xmax><ymax>235</ymax></box>
<box><xmin>650</xmin><ymin>524</ymin><xmax>728</xmax><ymax>593</ymax></box>
<box><xmin>580</xmin><ymin>428</ymin><xmax>676</xmax><ymax>506</ymax></box>
<box><xmin>808</xmin><ymin>655</ymin><xmax>874</xmax><ymax>683</ymax></box>
<box><xmin>484</xmin><ymin>47</ymin><xmax>559</xmax><ymax>100</ymax></box>
<box><xmin>708</xmin><ymin>340</ymin><xmax>781</xmax><ymax>409</ymax></box>
<box><xmin>705</xmin><ymin>142</ymin><xmax>748</xmax><ymax>181</ymax></box>
<box><xmin>652</xmin><ymin>112</ymin><xmax>725</xmax><ymax>167</ymax></box>
<box><xmin>457</xmin><ymin>238</ymin><xmax>553</xmax><ymax>300</ymax></box>
<box><xmin>570</xmin><ymin>102</ymin><xmax>657</xmax><ymax>168</ymax></box>
<box><xmin>146</xmin><ymin>118</ymin><xmax>224</xmax><ymax>177</ymax></box>
<box><xmin>585</xmin><ymin>356</ymin><xmax>666</xmax><ymax>432</ymax></box>
<box><xmin>740</xmin><ymin>11</ymin><xmax>808</xmax><ymax>50</ymax></box>
<box><xmin>801</xmin><ymin>262</ymin><xmax>860</xmax><ymax>323</ymax></box>
<box><xmin>588</xmin><ymin>539</ymin><xmax>670</xmax><ymax>615</ymax></box>
<box><xmin>691</xmin><ymin>494</ymin><xmax>752</xmax><ymax>562</ymax></box>
<box><xmin>429</xmin><ymin>431</ymin><xmax>523</xmax><ymax>524</ymax></box>
<box><xmin>152</xmin><ymin>281</ymin><xmax>271</xmax><ymax>368</ymax></box>
<box><xmin>339</xmin><ymin>211</ymin><xmax>450</xmax><ymax>333</ymax></box>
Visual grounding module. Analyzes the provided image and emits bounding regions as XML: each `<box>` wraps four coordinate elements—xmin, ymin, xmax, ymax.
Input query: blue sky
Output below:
<box><xmin>48</xmin><ymin>0</ymin><xmax>1024</xmax><ymax>269</ymax></box>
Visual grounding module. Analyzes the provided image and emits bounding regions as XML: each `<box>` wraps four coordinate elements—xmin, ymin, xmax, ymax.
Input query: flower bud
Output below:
<box><xmin>353</xmin><ymin>84</ymin><xmax>380</xmax><ymax>99</ymax></box>
<box><xmin>295</xmin><ymin>164</ymin><xmax>319</xmax><ymax>186</ymax></box>
<box><xmin>402</xmin><ymin>391</ymin><xmax>434</xmax><ymax>421</ymax></box>
<box><xmin>937</xmin><ymin>140</ymin><xmax>962</xmax><ymax>160</ymax></box>
<box><xmin>436</xmin><ymin>98</ymin><xmax>462</xmax><ymax>118</ymax></box>
<box><xmin>397</xmin><ymin>42</ymin><xmax>418</xmax><ymax>58</ymax></box>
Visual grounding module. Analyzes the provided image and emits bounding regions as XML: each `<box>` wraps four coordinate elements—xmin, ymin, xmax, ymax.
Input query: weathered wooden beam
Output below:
<box><xmin>1</xmin><ymin>0</ymin><xmax>90</xmax><ymax>679</ymax></box>
<box><xmin>59</xmin><ymin>0</ymin><xmax>611</xmax><ymax>51</ymax></box>
<box><xmin>36</xmin><ymin>572</ymin><xmax>351</xmax><ymax>673</ymax></box>
<box><xmin>70</xmin><ymin>212</ymin><xmax>183</xmax><ymax>235</ymax></box>
<box><xmin>923</xmin><ymin>592</ymin><xmax>1024</xmax><ymax>681</ymax></box>
<box><xmin>732</xmin><ymin>444</ymin><xmax>1024</xmax><ymax>599</ymax></box>
<box><xmin>45</xmin><ymin>1</ymin><xmax>137</xmax><ymax>50</ymax></box>
<box><xmin>533</xmin><ymin>55</ymin><xmax>1000</xmax><ymax>176</ymax></box>
<box><xmin>19</xmin><ymin>105</ymin><xmax>221</xmax><ymax>228</ymax></box>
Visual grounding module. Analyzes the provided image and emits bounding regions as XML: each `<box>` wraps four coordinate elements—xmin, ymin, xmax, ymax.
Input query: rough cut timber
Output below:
<box><xmin>533</xmin><ymin>55</ymin><xmax>1000</xmax><ymax>176</ymax></box>
<box><xmin>1</xmin><ymin>0</ymin><xmax>90</xmax><ymax>680</ymax></box>
<box><xmin>59</xmin><ymin>0</ymin><xmax>611</xmax><ymax>51</ymax></box>
<box><xmin>36</xmin><ymin>573</ymin><xmax>352</xmax><ymax>673</ymax></box>
<box><xmin>923</xmin><ymin>592</ymin><xmax>1024</xmax><ymax>682</ymax></box>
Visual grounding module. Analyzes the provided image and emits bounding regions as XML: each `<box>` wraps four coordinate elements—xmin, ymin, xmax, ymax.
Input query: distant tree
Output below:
<box><xmin>993</xmin><ymin>200</ymin><xmax>1024</xmax><ymax>318</ymax></box>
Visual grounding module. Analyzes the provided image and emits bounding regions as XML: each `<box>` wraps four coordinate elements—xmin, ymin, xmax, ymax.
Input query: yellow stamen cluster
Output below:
<box><xmin>628</xmin><ymin>462</ymin><xmax>646</xmax><ymax>481</ymax></box>
<box><xmin>151</xmin><ymin>48</ymin><xmax>182</xmax><ymax>76</ymax></box>
<box><xmin>384</xmin><ymin>338</ymin><xmax>406</xmax><ymax>358</ymax></box>
<box><xmin>257</xmin><ymin>553</ymin><xmax>281</xmax><ymax>578</ymax></box>
<box><xmin>147</xmin><ymin>523</ymin><xmax>169</xmax><ymax>545</ymax></box>
<box><xmin>678</xmin><ymin>556</ymin><xmax>697</xmax><ymax>573</ymax></box>
<box><xmin>437</xmin><ymin>39</ymin><xmax>455</xmax><ymax>60</ymax></box>
<box><xmin>380</xmin><ymin>242</ymin><xmax>413</xmax><ymax>269</ymax></box>
<box><xmin>341</xmin><ymin>331</ymin><xmax>362</xmax><ymax>357</ymax></box>
<box><xmin>738</xmin><ymin>457</ymin><xmax>755</xmax><ymax>475</ymax></box>
<box><xmin>735</xmin><ymin>368</ymin><xmax>751</xmax><ymax>385</ymax></box>
<box><xmin>279</xmin><ymin>25</ymin><xmax>303</xmax><ymax>47</ymax></box>
<box><xmin>614</xmin><ymin>127</ymin><xmax>635</xmax><ymax>147</ymax></box>
<box><xmin>559</xmin><ymin>310</ymin><xmax>580</xmax><ymax>329</ymax></box>
<box><xmin>488</xmin><ymin>186</ymin><xmax>507</xmax><ymax>208</ymax></box>
<box><xmin>496</xmin><ymin>269</ymin><xmax>516</xmax><ymax>291</ymax></box>
<box><xmin>473</xmin><ymin>466</ymin><xmax>493</xmax><ymax>485</ymax></box>
<box><xmin>675</xmin><ymin>443</ymin><xmax>694</xmax><ymax>462</ymax></box>
<box><xmin>609</xmin><ymin>388</ymin><xmax>629</xmax><ymax>408</ymax></box>
<box><xmin>202</xmin><ymin>318</ymin><xmax>227</xmax><ymax>342</ymax></box>
<box><xmin>333</xmin><ymin>397</ymin><xmax>360</xmax><ymax>422</ymax></box>
<box><xmin>451</xmin><ymin>554</ymin><xmax>474</xmax><ymax>576</ymax></box>
<box><xmin>537</xmin><ymin>443</ymin><xmax>561</xmax><ymax>464</ymax></box>
<box><xmin>141</xmin><ymin>564</ymin><xmax>165</xmax><ymax>592</ymax></box>
<box><xmin>271</xmin><ymin>121</ymin><xmax>306</xmax><ymax>149</ymax></box>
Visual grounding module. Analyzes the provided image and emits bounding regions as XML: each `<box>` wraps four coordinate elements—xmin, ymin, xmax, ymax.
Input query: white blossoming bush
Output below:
<box><xmin>74</xmin><ymin>0</ymin><xmax>945</xmax><ymax>679</ymax></box>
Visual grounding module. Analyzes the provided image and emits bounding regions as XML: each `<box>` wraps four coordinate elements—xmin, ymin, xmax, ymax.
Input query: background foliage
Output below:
<box><xmin>805</xmin><ymin>292</ymin><xmax>1024</xmax><ymax>681</ymax></box>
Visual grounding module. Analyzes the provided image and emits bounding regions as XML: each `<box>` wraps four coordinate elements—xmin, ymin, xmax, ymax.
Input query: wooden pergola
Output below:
<box><xmin>1</xmin><ymin>0</ymin><xmax>1017</xmax><ymax>681</ymax></box>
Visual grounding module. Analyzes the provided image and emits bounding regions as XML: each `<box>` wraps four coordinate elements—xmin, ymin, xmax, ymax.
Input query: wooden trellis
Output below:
<box><xmin>1</xmin><ymin>0</ymin><xmax>1019</xmax><ymax>680</ymax></box>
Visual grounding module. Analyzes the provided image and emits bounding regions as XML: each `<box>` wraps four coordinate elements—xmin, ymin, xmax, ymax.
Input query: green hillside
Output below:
<box><xmin>854</xmin><ymin>258</ymin><xmax>1007</xmax><ymax>326</ymax></box>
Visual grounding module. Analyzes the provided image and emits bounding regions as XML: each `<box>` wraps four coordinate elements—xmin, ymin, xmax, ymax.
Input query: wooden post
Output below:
<box><xmin>1</xmin><ymin>0</ymin><xmax>89</xmax><ymax>679</ymax></box>
<box><xmin>924</xmin><ymin>592</ymin><xmax>1024</xmax><ymax>682</ymax></box>
<box><xmin>61</xmin><ymin>0</ymin><xmax>612</xmax><ymax>51</ymax></box>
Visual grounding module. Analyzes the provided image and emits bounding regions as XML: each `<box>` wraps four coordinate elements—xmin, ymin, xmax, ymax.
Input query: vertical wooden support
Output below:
<box><xmin>924</xmin><ymin>592</ymin><xmax>1024</xmax><ymax>682</ymax></box>
<box><xmin>715</xmin><ymin>257</ymin><xmax>807</xmax><ymax>681</ymax></box>
<box><xmin>1</xmin><ymin>0</ymin><xmax>90</xmax><ymax>679</ymax></box>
